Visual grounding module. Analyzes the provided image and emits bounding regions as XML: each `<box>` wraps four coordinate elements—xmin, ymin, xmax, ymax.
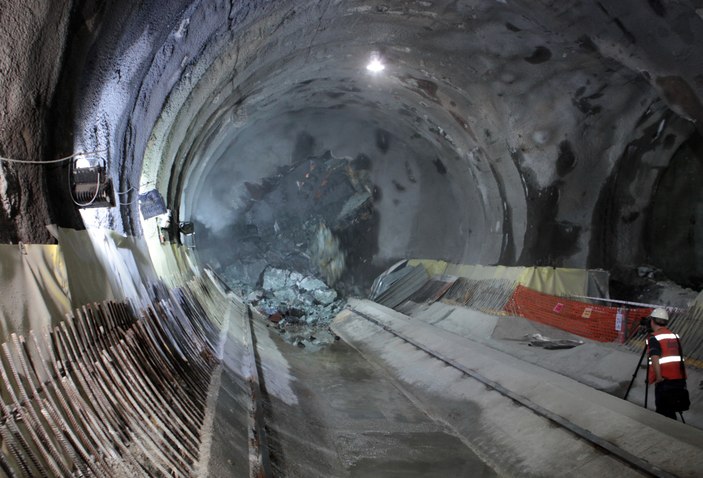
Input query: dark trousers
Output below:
<box><xmin>654</xmin><ymin>379</ymin><xmax>687</xmax><ymax>420</ymax></box>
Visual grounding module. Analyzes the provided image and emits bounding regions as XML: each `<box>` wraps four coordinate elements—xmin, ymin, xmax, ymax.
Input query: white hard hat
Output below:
<box><xmin>649</xmin><ymin>307</ymin><xmax>669</xmax><ymax>322</ymax></box>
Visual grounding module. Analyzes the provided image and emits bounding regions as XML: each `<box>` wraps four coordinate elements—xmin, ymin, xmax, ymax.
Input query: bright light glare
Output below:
<box><xmin>75</xmin><ymin>156</ymin><xmax>91</xmax><ymax>168</ymax></box>
<box><xmin>366</xmin><ymin>57</ymin><xmax>385</xmax><ymax>73</ymax></box>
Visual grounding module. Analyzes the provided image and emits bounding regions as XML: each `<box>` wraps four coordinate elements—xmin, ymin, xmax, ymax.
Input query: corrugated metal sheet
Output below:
<box><xmin>369</xmin><ymin>260</ymin><xmax>410</xmax><ymax>301</ymax></box>
<box><xmin>394</xmin><ymin>277</ymin><xmax>457</xmax><ymax>315</ymax></box>
<box><xmin>373</xmin><ymin>265</ymin><xmax>430</xmax><ymax>309</ymax></box>
<box><xmin>443</xmin><ymin>278</ymin><xmax>517</xmax><ymax>313</ymax></box>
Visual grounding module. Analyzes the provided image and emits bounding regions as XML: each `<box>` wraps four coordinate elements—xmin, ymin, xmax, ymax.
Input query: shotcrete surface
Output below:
<box><xmin>333</xmin><ymin>299</ymin><xmax>703</xmax><ymax>476</ymax></box>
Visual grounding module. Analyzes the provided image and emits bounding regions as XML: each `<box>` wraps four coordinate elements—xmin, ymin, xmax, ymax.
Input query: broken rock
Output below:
<box><xmin>247</xmin><ymin>290</ymin><xmax>264</xmax><ymax>303</ymax></box>
<box><xmin>298</xmin><ymin>276</ymin><xmax>327</xmax><ymax>291</ymax></box>
<box><xmin>273</xmin><ymin>288</ymin><xmax>298</xmax><ymax>303</ymax></box>
<box><xmin>263</xmin><ymin>268</ymin><xmax>291</xmax><ymax>291</ymax></box>
<box><xmin>313</xmin><ymin>288</ymin><xmax>337</xmax><ymax>305</ymax></box>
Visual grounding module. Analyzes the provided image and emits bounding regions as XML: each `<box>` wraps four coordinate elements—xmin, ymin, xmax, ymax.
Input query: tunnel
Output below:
<box><xmin>1</xmin><ymin>0</ymin><xmax>703</xmax><ymax>476</ymax></box>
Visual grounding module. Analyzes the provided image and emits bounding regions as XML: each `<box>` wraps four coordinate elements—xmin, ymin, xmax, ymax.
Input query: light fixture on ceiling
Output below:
<box><xmin>366</xmin><ymin>53</ymin><xmax>385</xmax><ymax>73</ymax></box>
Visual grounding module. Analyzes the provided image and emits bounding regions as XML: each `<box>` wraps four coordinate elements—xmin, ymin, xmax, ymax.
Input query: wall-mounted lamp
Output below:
<box><xmin>71</xmin><ymin>165</ymin><xmax>115</xmax><ymax>208</ymax></box>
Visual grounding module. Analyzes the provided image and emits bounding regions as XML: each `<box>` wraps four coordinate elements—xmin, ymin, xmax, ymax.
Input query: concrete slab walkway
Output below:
<box><xmin>333</xmin><ymin>299</ymin><xmax>703</xmax><ymax>477</ymax></box>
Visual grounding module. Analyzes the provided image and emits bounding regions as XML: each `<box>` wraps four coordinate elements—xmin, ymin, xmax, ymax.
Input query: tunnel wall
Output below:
<box><xmin>0</xmin><ymin>0</ymin><xmax>72</xmax><ymax>243</ymax></box>
<box><xmin>2</xmin><ymin>0</ymin><xmax>703</xmax><ymax>294</ymax></box>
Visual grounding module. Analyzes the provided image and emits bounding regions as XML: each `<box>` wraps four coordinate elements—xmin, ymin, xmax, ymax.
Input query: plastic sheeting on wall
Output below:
<box><xmin>145</xmin><ymin>242</ymin><xmax>196</xmax><ymax>286</ymax></box>
<box><xmin>0</xmin><ymin>227</ymin><xmax>198</xmax><ymax>343</ymax></box>
<box><xmin>58</xmin><ymin>228</ymin><xmax>146</xmax><ymax>307</ymax></box>
<box><xmin>0</xmin><ymin>244</ymin><xmax>71</xmax><ymax>340</ymax></box>
<box><xmin>407</xmin><ymin>259</ymin><xmax>605</xmax><ymax>298</ymax></box>
<box><xmin>408</xmin><ymin>260</ymin><xmax>527</xmax><ymax>282</ymax></box>
<box><xmin>518</xmin><ymin>267</ymin><xmax>589</xmax><ymax>297</ymax></box>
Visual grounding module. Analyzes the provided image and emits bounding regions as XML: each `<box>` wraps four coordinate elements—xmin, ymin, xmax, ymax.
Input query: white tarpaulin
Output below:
<box><xmin>0</xmin><ymin>225</ymin><xmax>198</xmax><ymax>343</ymax></box>
<box><xmin>0</xmin><ymin>244</ymin><xmax>71</xmax><ymax>340</ymax></box>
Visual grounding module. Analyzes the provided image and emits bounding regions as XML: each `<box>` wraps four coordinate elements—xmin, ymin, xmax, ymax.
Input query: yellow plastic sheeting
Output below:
<box><xmin>517</xmin><ymin>267</ymin><xmax>589</xmax><ymax>297</ymax></box>
<box><xmin>0</xmin><ymin>244</ymin><xmax>71</xmax><ymax>340</ymax></box>
<box><xmin>407</xmin><ymin>259</ymin><xmax>591</xmax><ymax>296</ymax></box>
<box><xmin>449</xmin><ymin>264</ymin><xmax>526</xmax><ymax>282</ymax></box>
<box><xmin>57</xmin><ymin>228</ymin><xmax>153</xmax><ymax>307</ymax></box>
<box><xmin>408</xmin><ymin>260</ymin><xmax>526</xmax><ymax>281</ymax></box>
<box><xmin>408</xmin><ymin>259</ymin><xmax>450</xmax><ymax>277</ymax></box>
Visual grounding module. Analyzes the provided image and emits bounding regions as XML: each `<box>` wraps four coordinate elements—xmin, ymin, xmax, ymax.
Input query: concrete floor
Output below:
<box><xmin>202</xmin><ymin>296</ymin><xmax>703</xmax><ymax>477</ymax></box>
<box><xmin>408</xmin><ymin>300</ymin><xmax>703</xmax><ymax>430</ymax></box>
<box><xmin>207</xmin><ymin>313</ymin><xmax>496</xmax><ymax>477</ymax></box>
<box><xmin>333</xmin><ymin>299</ymin><xmax>703</xmax><ymax>477</ymax></box>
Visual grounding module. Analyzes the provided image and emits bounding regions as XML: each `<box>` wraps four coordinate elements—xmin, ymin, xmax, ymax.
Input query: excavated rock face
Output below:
<box><xmin>0</xmin><ymin>1</ymin><xmax>72</xmax><ymax>243</ymax></box>
<box><xmin>2</xmin><ymin>0</ymin><xmax>703</xmax><ymax>291</ymax></box>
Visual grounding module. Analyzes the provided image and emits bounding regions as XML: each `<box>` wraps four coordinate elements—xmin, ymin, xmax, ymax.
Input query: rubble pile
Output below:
<box><xmin>244</xmin><ymin>267</ymin><xmax>345</xmax><ymax>351</ymax></box>
<box><xmin>197</xmin><ymin>149</ymin><xmax>380</xmax><ymax>294</ymax></box>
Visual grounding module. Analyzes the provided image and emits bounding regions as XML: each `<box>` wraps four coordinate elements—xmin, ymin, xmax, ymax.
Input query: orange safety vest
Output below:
<box><xmin>647</xmin><ymin>327</ymin><xmax>686</xmax><ymax>384</ymax></box>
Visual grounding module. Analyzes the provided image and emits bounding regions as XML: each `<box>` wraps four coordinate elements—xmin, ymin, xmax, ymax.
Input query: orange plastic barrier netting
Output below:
<box><xmin>505</xmin><ymin>285</ymin><xmax>652</xmax><ymax>342</ymax></box>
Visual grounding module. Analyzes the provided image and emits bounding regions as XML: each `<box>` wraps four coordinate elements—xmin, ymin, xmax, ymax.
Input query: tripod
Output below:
<box><xmin>623</xmin><ymin>340</ymin><xmax>686</xmax><ymax>423</ymax></box>
<box><xmin>624</xmin><ymin>342</ymin><xmax>650</xmax><ymax>407</ymax></box>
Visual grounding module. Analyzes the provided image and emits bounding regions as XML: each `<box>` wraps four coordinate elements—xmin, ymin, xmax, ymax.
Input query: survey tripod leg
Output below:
<box><xmin>624</xmin><ymin>343</ymin><xmax>649</xmax><ymax>402</ymax></box>
<box><xmin>624</xmin><ymin>342</ymin><xmax>651</xmax><ymax>409</ymax></box>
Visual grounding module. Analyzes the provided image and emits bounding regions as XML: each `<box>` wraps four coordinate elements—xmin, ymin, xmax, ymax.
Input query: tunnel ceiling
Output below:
<box><xmin>2</xmin><ymin>0</ymin><xmax>703</xmax><ymax>293</ymax></box>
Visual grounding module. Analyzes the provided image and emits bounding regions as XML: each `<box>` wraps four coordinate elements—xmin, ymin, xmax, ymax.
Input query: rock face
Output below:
<box><xmin>2</xmin><ymin>0</ymin><xmax>703</xmax><ymax>297</ymax></box>
<box><xmin>0</xmin><ymin>1</ymin><xmax>73</xmax><ymax>243</ymax></box>
<box><xmin>200</xmin><ymin>150</ymin><xmax>369</xmax><ymax>293</ymax></box>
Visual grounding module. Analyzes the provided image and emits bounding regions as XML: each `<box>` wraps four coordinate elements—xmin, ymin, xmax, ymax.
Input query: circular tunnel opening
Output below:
<box><xmin>190</xmin><ymin>89</ymin><xmax>485</xmax><ymax>296</ymax></box>
<box><xmin>120</xmin><ymin>0</ymin><xmax>703</xmax><ymax>315</ymax></box>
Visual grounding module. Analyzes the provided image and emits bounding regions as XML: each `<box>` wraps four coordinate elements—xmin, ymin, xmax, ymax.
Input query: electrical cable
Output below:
<box><xmin>0</xmin><ymin>149</ymin><xmax>106</xmax><ymax>165</ymax></box>
<box><xmin>118</xmin><ymin>197</ymin><xmax>140</xmax><ymax>206</ymax></box>
<box><xmin>116</xmin><ymin>186</ymin><xmax>135</xmax><ymax>195</ymax></box>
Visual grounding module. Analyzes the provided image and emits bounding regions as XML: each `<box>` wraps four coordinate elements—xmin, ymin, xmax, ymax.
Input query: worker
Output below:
<box><xmin>647</xmin><ymin>308</ymin><xmax>689</xmax><ymax>419</ymax></box>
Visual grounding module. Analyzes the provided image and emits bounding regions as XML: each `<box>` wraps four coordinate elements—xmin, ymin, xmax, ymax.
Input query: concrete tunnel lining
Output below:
<box><xmin>2</xmin><ymin>0</ymin><xmax>703</xmax><ymax>476</ymax></box>
<box><xmin>3</xmin><ymin>2</ymin><xmax>703</xmax><ymax>281</ymax></box>
<box><xmin>96</xmin><ymin>0</ymin><xmax>702</xmax><ymax>293</ymax></box>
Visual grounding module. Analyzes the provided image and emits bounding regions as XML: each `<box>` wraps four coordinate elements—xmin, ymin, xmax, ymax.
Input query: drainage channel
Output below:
<box><xmin>347</xmin><ymin>306</ymin><xmax>675</xmax><ymax>478</ymax></box>
<box><xmin>241</xmin><ymin>304</ymin><xmax>274</xmax><ymax>477</ymax></box>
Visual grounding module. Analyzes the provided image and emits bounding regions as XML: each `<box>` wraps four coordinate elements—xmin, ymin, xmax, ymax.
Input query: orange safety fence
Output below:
<box><xmin>505</xmin><ymin>285</ymin><xmax>653</xmax><ymax>343</ymax></box>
